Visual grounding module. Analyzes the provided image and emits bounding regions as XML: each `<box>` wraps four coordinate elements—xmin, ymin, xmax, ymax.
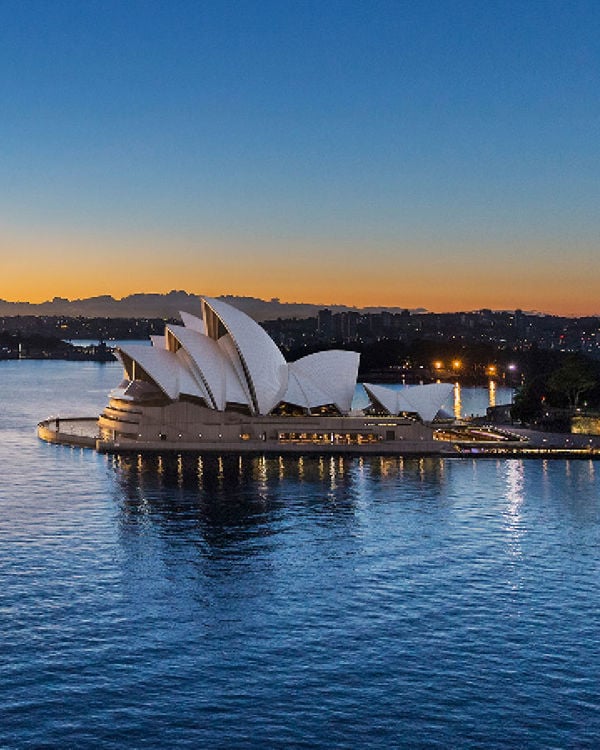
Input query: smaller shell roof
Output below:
<box><xmin>363</xmin><ymin>382</ymin><xmax>453</xmax><ymax>422</ymax></box>
<box><xmin>402</xmin><ymin>383</ymin><xmax>454</xmax><ymax>422</ymax></box>
<box><xmin>117</xmin><ymin>344</ymin><xmax>204</xmax><ymax>401</ymax></box>
<box><xmin>288</xmin><ymin>350</ymin><xmax>359</xmax><ymax>413</ymax></box>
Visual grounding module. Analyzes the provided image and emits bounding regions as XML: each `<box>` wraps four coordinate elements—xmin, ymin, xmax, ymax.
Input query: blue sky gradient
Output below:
<box><xmin>1</xmin><ymin>0</ymin><xmax>599</xmax><ymax>312</ymax></box>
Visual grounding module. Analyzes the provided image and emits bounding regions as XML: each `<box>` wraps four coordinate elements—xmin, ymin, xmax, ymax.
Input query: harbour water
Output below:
<box><xmin>2</xmin><ymin>360</ymin><xmax>600</xmax><ymax>748</ymax></box>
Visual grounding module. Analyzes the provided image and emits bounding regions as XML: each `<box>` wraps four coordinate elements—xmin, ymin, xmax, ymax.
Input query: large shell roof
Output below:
<box><xmin>201</xmin><ymin>297</ymin><xmax>288</xmax><ymax>415</ymax></box>
<box><xmin>117</xmin><ymin>297</ymin><xmax>359</xmax><ymax>415</ymax></box>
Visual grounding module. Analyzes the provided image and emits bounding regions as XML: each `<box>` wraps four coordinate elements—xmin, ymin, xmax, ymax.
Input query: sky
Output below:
<box><xmin>1</xmin><ymin>0</ymin><xmax>599</xmax><ymax>314</ymax></box>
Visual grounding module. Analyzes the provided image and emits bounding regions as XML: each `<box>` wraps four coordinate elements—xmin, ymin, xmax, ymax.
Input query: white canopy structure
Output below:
<box><xmin>116</xmin><ymin>297</ymin><xmax>360</xmax><ymax>416</ymax></box>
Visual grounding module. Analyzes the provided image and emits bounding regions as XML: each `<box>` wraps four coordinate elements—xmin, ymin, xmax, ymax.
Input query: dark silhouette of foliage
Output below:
<box><xmin>547</xmin><ymin>355</ymin><xmax>597</xmax><ymax>408</ymax></box>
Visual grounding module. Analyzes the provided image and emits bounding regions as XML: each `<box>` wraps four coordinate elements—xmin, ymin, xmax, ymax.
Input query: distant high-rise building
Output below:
<box><xmin>317</xmin><ymin>309</ymin><xmax>333</xmax><ymax>339</ymax></box>
<box><xmin>341</xmin><ymin>311</ymin><xmax>359</xmax><ymax>341</ymax></box>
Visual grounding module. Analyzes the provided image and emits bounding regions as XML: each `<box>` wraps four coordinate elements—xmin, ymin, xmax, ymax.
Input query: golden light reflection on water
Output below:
<box><xmin>489</xmin><ymin>380</ymin><xmax>497</xmax><ymax>408</ymax></box>
<box><xmin>329</xmin><ymin>456</ymin><xmax>337</xmax><ymax>490</ymax></box>
<box><xmin>177</xmin><ymin>455</ymin><xmax>183</xmax><ymax>486</ymax></box>
<box><xmin>257</xmin><ymin>455</ymin><xmax>268</xmax><ymax>497</ymax></box>
<box><xmin>453</xmin><ymin>382</ymin><xmax>462</xmax><ymax>420</ymax></box>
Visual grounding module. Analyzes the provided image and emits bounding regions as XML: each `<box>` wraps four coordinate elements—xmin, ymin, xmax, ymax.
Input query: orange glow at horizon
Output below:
<box><xmin>1</xmin><ymin>225</ymin><xmax>599</xmax><ymax>316</ymax></box>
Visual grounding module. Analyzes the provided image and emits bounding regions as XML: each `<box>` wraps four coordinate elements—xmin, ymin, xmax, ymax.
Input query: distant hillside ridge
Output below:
<box><xmin>0</xmin><ymin>291</ymin><xmax>425</xmax><ymax>320</ymax></box>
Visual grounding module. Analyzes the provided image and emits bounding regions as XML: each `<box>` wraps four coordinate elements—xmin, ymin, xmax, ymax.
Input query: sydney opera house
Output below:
<box><xmin>92</xmin><ymin>297</ymin><xmax>456</xmax><ymax>453</ymax></box>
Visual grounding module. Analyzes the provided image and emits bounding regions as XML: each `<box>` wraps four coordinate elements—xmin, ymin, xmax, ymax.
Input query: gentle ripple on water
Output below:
<box><xmin>1</xmin><ymin>361</ymin><xmax>600</xmax><ymax>748</ymax></box>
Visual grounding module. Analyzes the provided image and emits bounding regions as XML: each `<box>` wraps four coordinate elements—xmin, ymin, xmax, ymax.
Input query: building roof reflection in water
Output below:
<box><xmin>110</xmin><ymin>453</ymin><xmax>449</xmax><ymax>556</ymax></box>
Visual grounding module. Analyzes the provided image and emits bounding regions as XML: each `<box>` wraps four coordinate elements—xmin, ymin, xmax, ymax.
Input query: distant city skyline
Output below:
<box><xmin>2</xmin><ymin>0</ymin><xmax>599</xmax><ymax>315</ymax></box>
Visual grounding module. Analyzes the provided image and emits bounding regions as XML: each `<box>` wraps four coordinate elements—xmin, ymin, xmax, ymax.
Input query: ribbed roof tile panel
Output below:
<box><xmin>150</xmin><ymin>335</ymin><xmax>167</xmax><ymax>349</ymax></box>
<box><xmin>175</xmin><ymin>348</ymin><xmax>212</xmax><ymax>403</ymax></box>
<box><xmin>402</xmin><ymin>383</ymin><xmax>454</xmax><ymax>422</ymax></box>
<box><xmin>362</xmin><ymin>383</ymin><xmax>399</xmax><ymax>415</ymax></box>
<box><xmin>363</xmin><ymin>382</ymin><xmax>453</xmax><ymax>422</ymax></box>
<box><xmin>280</xmin><ymin>372</ymin><xmax>308</xmax><ymax>409</ymax></box>
<box><xmin>180</xmin><ymin>311</ymin><xmax>207</xmax><ymax>335</ymax></box>
<box><xmin>217</xmin><ymin>334</ymin><xmax>253</xmax><ymax>408</ymax></box>
<box><xmin>203</xmin><ymin>297</ymin><xmax>288</xmax><ymax>415</ymax></box>
<box><xmin>290</xmin><ymin>350</ymin><xmax>359</xmax><ymax>414</ymax></box>
<box><xmin>166</xmin><ymin>324</ymin><xmax>226</xmax><ymax>410</ymax></box>
<box><xmin>282</xmin><ymin>370</ymin><xmax>332</xmax><ymax>410</ymax></box>
<box><xmin>117</xmin><ymin>344</ymin><xmax>182</xmax><ymax>400</ymax></box>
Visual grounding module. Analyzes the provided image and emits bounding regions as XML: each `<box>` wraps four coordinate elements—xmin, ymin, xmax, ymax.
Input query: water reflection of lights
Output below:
<box><xmin>253</xmin><ymin>456</ymin><xmax>268</xmax><ymax>501</ymax></box>
<box><xmin>453</xmin><ymin>382</ymin><xmax>462</xmax><ymax>420</ymax></box>
<box><xmin>177</xmin><ymin>454</ymin><xmax>183</xmax><ymax>486</ymax></box>
<box><xmin>329</xmin><ymin>456</ymin><xmax>337</xmax><ymax>490</ymax></box>
<box><xmin>489</xmin><ymin>379</ymin><xmax>496</xmax><ymax>408</ymax></box>
<box><xmin>504</xmin><ymin>460</ymin><xmax>525</xmax><ymax>561</ymax></box>
<box><xmin>197</xmin><ymin>456</ymin><xmax>203</xmax><ymax>489</ymax></box>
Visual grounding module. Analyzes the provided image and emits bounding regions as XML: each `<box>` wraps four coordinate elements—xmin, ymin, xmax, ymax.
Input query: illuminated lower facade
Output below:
<box><xmin>97</xmin><ymin>398</ymin><xmax>444</xmax><ymax>453</ymax></box>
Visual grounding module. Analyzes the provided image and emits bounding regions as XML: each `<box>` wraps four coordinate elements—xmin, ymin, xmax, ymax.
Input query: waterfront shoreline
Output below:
<box><xmin>37</xmin><ymin>417</ymin><xmax>600</xmax><ymax>459</ymax></box>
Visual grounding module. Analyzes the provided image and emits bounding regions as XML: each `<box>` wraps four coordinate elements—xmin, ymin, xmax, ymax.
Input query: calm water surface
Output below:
<box><xmin>1</xmin><ymin>361</ymin><xmax>599</xmax><ymax>748</ymax></box>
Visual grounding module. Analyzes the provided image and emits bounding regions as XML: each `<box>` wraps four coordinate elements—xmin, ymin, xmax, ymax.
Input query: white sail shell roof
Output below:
<box><xmin>118</xmin><ymin>296</ymin><xmax>361</xmax><ymax>416</ymax></box>
<box><xmin>216</xmin><ymin>334</ymin><xmax>253</xmax><ymax>408</ymax></box>
<box><xmin>150</xmin><ymin>335</ymin><xmax>166</xmax><ymax>349</ymax></box>
<box><xmin>403</xmin><ymin>383</ymin><xmax>454</xmax><ymax>422</ymax></box>
<box><xmin>287</xmin><ymin>350</ymin><xmax>360</xmax><ymax>413</ymax></box>
<box><xmin>202</xmin><ymin>297</ymin><xmax>288</xmax><ymax>415</ymax></box>
<box><xmin>166</xmin><ymin>324</ymin><xmax>231</xmax><ymax>410</ymax></box>
<box><xmin>363</xmin><ymin>382</ymin><xmax>453</xmax><ymax>422</ymax></box>
<box><xmin>116</xmin><ymin>343</ymin><xmax>204</xmax><ymax>401</ymax></box>
<box><xmin>282</xmin><ymin>370</ymin><xmax>337</xmax><ymax>412</ymax></box>
<box><xmin>179</xmin><ymin>311</ymin><xmax>206</xmax><ymax>334</ymax></box>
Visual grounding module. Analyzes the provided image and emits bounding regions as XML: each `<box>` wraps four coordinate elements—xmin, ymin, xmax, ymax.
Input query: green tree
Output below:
<box><xmin>511</xmin><ymin>376</ymin><xmax>547</xmax><ymax>424</ymax></box>
<box><xmin>547</xmin><ymin>355</ymin><xmax>597</xmax><ymax>409</ymax></box>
